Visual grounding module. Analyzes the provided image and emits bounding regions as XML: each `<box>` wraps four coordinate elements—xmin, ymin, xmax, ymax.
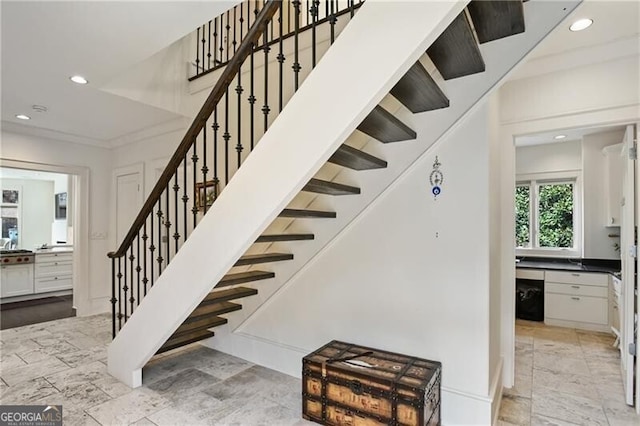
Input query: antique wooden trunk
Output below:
<box><xmin>302</xmin><ymin>341</ymin><xmax>441</xmax><ymax>426</ymax></box>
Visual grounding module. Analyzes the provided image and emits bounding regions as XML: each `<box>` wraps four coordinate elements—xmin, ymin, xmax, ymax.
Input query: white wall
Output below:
<box><xmin>1</xmin><ymin>130</ymin><xmax>112</xmax><ymax>314</ymax></box>
<box><xmin>226</xmin><ymin>101</ymin><xmax>497</xmax><ymax>424</ymax></box>
<box><xmin>1</xmin><ymin>178</ymin><xmax>54</xmax><ymax>249</ymax></box>
<box><xmin>582</xmin><ymin>129</ymin><xmax>625</xmax><ymax>259</ymax></box>
<box><xmin>516</xmin><ymin>140</ymin><xmax>581</xmax><ymax>175</ymax></box>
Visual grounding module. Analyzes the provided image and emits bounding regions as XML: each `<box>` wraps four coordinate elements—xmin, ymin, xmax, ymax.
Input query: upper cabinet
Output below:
<box><xmin>602</xmin><ymin>143</ymin><xmax>623</xmax><ymax>227</ymax></box>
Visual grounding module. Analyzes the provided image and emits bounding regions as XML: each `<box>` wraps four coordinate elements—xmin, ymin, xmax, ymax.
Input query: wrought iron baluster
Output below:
<box><xmin>240</xmin><ymin>3</ymin><xmax>245</xmax><ymax>42</ymax></box>
<box><xmin>191</xmin><ymin>140</ymin><xmax>199</xmax><ymax>227</ymax></box>
<box><xmin>224</xmin><ymin>89</ymin><xmax>231</xmax><ymax>184</ymax></box>
<box><xmin>233</xmin><ymin>6</ymin><xmax>238</xmax><ymax>54</ymax></box>
<box><xmin>117</xmin><ymin>259</ymin><xmax>122</xmax><ymax>329</ymax></box>
<box><xmin>212</xmin><ymin>109</ymin><xmax>220</xmax><ymax>198</ymax></box>
<box><xmin>262</xmin><ymin>27</ymin><xmax>270</xmax><ymax>133</ymax></box>
<box><xmin>173</xmin><ymin>173</ymin><xmax>180</xmax><ymax>253</ymax></box>
<box><xmin>330</xmin><ymin>0</ymin><xmax>336</xmax><ymax>44</ymax></box>
<box><xmin>219</xmin><ymin>13</ymin><xmax>225</xmax><ymax>65</ymax></box>
<box><xmin>207</xmin><ymin>20</ymin><xmax>212</xmax><ymax>71</ymax></box>
<box><xmin>278</xmin><ymin>3</ymin><xmax>285</xmax><ymax>112</ymax></box>
<box><xmin>201</xmin><ymin>24</ymin><xmax>206</xmax><ymax>74</ymax></box>
<box><xmin>311</xmin><ymin>0</ymin><xmax>319</xmax><ymax>68</ymax></box>
<box><xmin>182</xmin><ymin>155</ymin><xmax>188</xmax><ymax>243</ymax></box>
<box><xmin>293</xmin><ymin>1</ymin><xmax>301</xmax><ymax>90</ymax></box>
<box><xmin>111</xmin><ymin>258</ymin><xmax>116</xmax><ymax>337</ymax></box>
<box><xmin>149</xmin><ymin>214</ymin><xmax>155</xmax><ymax>288</ymax></box>
<box><xmin>226</xmin><ymin>10</ymin><xmax>231</xmax><ymax>62</ymax></box>
<box><xmin>165</xmin><ymin>186</ymin><xmax>171</xmax><ymax>264</ymax></box>
<box><xmin>236</xmin><ymin>65</ymin><xmax>243</xmax><ymax>168</ymax></box>
<box><xmin>195</xmin><ymin>27</ymin><xmax>200</xmax><ymax>76</ymax></box>
<box><xmin>129</xmin><ymin>246</ymin><xmax>135</xmax><ymax>315</ymax></box>
<box><xmin>123</xmin><ymin>253</ymin><xmax>128</xmax><ymax>322</ymax></box>
<box><xmin>156</xmin><ymin>201</ymin><xmax>164</xmax><ymax>274</ymax></box>
<box><xmin>202</xmin><ymin>124</ymin><xmax>209</xmax><ymax>214</ymax></box>
<box><xmin>142</xmin><ymin>223</ymin><xmax>148</xmax><ymax>296</ymax></box>
<box><xmin>249</xmin><ymin>46</ymin><xmax>256</xmax><ymax>150</ymax></box>
<box><xmin>213</xmin><ymin>17</ymin><xmax>218</xmax><ymax>66</ymax></box>
<box><xmin>136</xmin><ymin>234</ymin><xmax>141</xmax><ymax>308</ymax></box>
<box><xmin>349</xmin><ymin>0</ymin><xmax>355</xmax><ymax>18</ymax></box>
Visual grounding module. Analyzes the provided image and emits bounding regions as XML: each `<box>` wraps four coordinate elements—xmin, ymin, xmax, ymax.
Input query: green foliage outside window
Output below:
<box><xmin>538</xmin><ymin>183</ymin><xmax>573</xmax><ymax>248</ymax></box>
<box><xmin>515</xmin><ymin>181</ymin><xmax>574</xmax><ymax>249</ymax></box>
<box><xmin>515</xmin><ymin>186</ymin><xmax>530</xmax><ymax>247</ymax></box>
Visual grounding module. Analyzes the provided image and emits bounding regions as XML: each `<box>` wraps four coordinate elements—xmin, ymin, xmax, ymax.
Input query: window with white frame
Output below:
<box><xmin>515</xmin><ymin>173</ymin><xmax>582</xmax><ymax>256</ymax></box>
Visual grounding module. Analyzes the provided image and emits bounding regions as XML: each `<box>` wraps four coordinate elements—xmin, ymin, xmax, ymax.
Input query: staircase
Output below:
<box><xmin>108</xmin><ymin>0</ymin><xmax>576</xmax><ymax>387</ymax></box>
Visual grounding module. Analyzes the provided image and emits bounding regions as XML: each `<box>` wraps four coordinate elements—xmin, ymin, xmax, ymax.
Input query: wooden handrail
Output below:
<box><xmin>108</xmin><ymin>0</ymin><xmax>282</xmax><ymax>259</ymax></box>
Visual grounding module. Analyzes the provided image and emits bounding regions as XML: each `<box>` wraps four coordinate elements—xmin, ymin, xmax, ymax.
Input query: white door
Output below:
<box><xmin>620</xmin><ymin>124</ymin><xmax>636</xmax><ymax>407</ymax></box>
<box><xmin>115</xmin><ymin>170</ymin><xmax>142</xmax><ymax>245</ymax></box>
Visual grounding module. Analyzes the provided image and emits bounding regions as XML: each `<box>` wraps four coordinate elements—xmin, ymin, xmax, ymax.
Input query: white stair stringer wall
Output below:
<box><xmin>107</xmin><ymin>0</ymin><xmax>469</xmax><ymax>389</ymax></box>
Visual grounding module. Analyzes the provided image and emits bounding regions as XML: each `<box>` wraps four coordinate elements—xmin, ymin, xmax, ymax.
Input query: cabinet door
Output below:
<box><xmin>0</xmin><ymin>265</ymin><xmax>34</xmax><ymax>297</ymax></box>
<box><xmin>545</xmin><ymin>293</ymin><xmax>608</xmax><ymax>325</ymax></box>
<box><xmin>603</xmin><ymin>143</ymin><xmax>623</xmax><ymax>226</ymax></box>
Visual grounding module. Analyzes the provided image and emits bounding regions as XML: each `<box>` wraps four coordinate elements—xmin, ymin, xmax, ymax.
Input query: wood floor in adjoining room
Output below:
<box><xmin>498</xmin><ymin>320</ymin><xmax>639</xmax><ymax>426</ymax></box>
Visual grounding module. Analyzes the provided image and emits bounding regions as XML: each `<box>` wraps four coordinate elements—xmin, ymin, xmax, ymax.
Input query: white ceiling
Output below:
<box><xmin>1</xmin><ymin>1</ymin><xmax>238</xmax><ymax>146</ymax></box>
<box><xmin>511</xmin><ymin>0</ymin><xmax>638</xmax><ymax>146</ymax></box>
<box><xmin>1</xmin><ymin>1</ymin><xmax>637</xmax><ymax>149</ymax></box>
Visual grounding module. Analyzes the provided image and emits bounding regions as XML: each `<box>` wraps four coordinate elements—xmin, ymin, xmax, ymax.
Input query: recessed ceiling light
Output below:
<box><xmin>15</xmin><ymin>114</ymin><xmax>31</xmax><ymax>120</ymax></box>
<box><xmin>570</xmin><ymin>18</ymin><xmax>593</xmax><ymax>32</ymax></box>
<box><xmin>554</xmin><ymin>134</ymin><xmax>567</xmax><ymax>140</ymax></box>
<box><xmin>70</xmin><ymin>75</ymin><xmax>88</xmax><ymax>85</ymax></box>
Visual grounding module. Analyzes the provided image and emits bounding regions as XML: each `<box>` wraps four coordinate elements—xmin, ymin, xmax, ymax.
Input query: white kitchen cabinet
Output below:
<box><xmin>0</xmin><ymin>264</ymin><xmax>34</xmax><ymax>297</ymax></box>
<box><xmin>544</xmin><ymin>271</ymin><xmax>609</xmax><ymax>331</ymax></box>
<box><xmin>602</xmin><ymin>143</ymin><xmax>623</xmax><ymax>227</ymax></box>
<box><xmin>35</xmin><ymin>251</ymin><xmax>73</xmax><ymax>293</ymax></box>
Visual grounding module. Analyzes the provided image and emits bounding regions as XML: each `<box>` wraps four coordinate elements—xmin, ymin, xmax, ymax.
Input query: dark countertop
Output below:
<box><xmin>516</xmin><ymin>257</ymin><xmax>621</xmax><ymax>276</ymax></box>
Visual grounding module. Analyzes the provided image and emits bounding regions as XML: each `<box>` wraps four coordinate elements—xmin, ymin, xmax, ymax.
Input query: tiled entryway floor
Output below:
<box><xmin>2</xmin><ymin>314</ymin><xmax>639</xmax><ymax>425</ymax></box>
<box><xmin>0</xmin><ymin>314</ymin><xmax>312</xmax><ymax>425</ymax></box>
<box><xmin>498</xmin><ymin>320</ymin><xmax>639</xmax><ymax>426</ymax></box>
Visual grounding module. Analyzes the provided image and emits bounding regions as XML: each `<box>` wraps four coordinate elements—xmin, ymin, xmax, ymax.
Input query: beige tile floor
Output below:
<box><xmin>2</xmin><ymin>314</ymin><xmax>639</xmax><ymax>425</ymax></box>
<box><xmin>0</xmin><ymin>314</ymin><xmax>312</xmax><ymax>425</ymax></box>
<box><xmin>498</xmin><ymin>320</ymin><xmax>639</xmax><ymax>426</ymax></box>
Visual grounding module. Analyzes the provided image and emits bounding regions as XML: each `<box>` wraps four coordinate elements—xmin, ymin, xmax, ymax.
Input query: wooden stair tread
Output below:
<box><xmin>192</xmin><ymin>300</ymin><xmax>242</xmax><ymax>318</ymax></box>
<box><xmin>218</xmin><ymin>270</ymin><xmax>275</xmax><ymax>288</ymax></box>
<box><xmin>303</xmin><ymin>178</ymin><xmax>361</xmax><ymax>196</ymax></box>
<box><xmin>467</xmin><ymin>0</ymin><xmax>525</xmax><ymax>44</ymax></box>
<box><xmin>235</xmin><ymin>252</ymin><xmax>294</xmax><ymax>266</ymax></box>
<box><xmin>427</xmin><ymin>12</ymin><xmax>485</xmax><ymax>80</ymax></box>
<box><xmin>174</xmin><ymin>314</ymin><xmax>228</xmax><ymax>337</ymax></box>
<box><xmin>391</xmin><ymin>61</ymin><xmax>450</xmax><ymax>113</ymax></box>
<box><xmin>157</xmin><ymin>329</ymin><xmax>215</xmax><ymax>354</ymax></box>
<box><xmin>205</xmin><ymin>286</ymin><xmax>258</xmax><ymax>302</ymax></box>
<box><xmin>357</xmin><ymin>105</ymin><xmax>417</xmax><ymax>143</ymax></box>
<box><xmin>329</xmin><ymin>144</ymin><xmax>387</xmax><ymax>170</ymax></box>
<box><xmin>279</xmin><ymin>208</ymin><xmax>337</xmax><ymax>218</ymax></box>
<box><xmin>256</xmin><ymin>234</ymin><xmax>314</xmax><ymax>243</ymax></box>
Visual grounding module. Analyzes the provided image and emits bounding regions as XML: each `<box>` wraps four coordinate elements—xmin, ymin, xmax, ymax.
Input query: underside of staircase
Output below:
<box><xmin>156</xmin><ymin>0</ymin><xmax>526</xmax><ymax>355</ymax></box>
<box><xmin>107</xmin><ymin>0</ymin><xmax>579</xmax><ymax>389</ymax></box>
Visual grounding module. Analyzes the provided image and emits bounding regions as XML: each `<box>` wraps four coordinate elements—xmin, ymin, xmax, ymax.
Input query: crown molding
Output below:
<box><xmin>509</xmin><ymin>34</ymin><xmax>640</xmax><ymax>81</ymax></box>
<box><xmin>1</xmin><ymin>120</ymin><xmax>111</xmax><ymax>148</ymax></box>
<box><xmin>108</xmin><ymin>116</ymin><xmax>191</xmax><ymax>148</ymax></box>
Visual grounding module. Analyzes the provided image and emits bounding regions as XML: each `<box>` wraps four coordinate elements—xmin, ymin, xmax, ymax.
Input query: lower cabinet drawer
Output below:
<box><xmin>35</xmin><ymin>276</ymin><xmax>72</xmax><ymax>293</ymax></box>
<box><xmin>545</xmin><ymin>293</ymin><xmax>608</xmax><ymax>325</ymax></box>
<box><xmin>35</xmin><ymin>261</ymin><xmax>72</xmax><ymax>278</ymax></box>
<box><xmin>546</xmin><ymin>282</ymin><xmax>608</xmax><ymax>298</ymax></box>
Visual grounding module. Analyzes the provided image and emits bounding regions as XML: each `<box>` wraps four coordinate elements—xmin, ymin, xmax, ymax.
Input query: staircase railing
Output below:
<box><xmin>191</xmin><ymin>0</ymin><xmax>364</xmax><ymax>79</ymax></box>
<box><xmin>108</xmin><ymin>0</ymin><xmax>363</xmax><ymax>338</ymax></box>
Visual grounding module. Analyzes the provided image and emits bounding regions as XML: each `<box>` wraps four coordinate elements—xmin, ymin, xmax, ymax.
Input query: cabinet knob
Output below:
<box><xmin>571</xmin><ymin>273</ymin><xmax>580</xmax><ymax>277</ymax></box>
<box><xmin>54</xmin><ymin>277</ymin><xmax>58</xmax><ymax>280</ymax></box>
<box><xmin>571</xmin><ymin>285</ymin><xmax>580</xmax><ymax>289</ymax></box>
<box><xmin>571</xmin><ymin>297</ymin><xmax>580</xmax><ymax>301</ymax></box>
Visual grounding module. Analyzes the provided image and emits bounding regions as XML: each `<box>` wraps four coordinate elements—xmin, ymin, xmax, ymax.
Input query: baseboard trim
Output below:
<box><xmin>490</xmin><ymin>357</ymin><xmax>504</xmax><ymax>426</ymax></box>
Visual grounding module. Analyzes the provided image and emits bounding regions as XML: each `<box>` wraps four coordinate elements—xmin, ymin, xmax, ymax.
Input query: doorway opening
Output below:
<box><xmin>0</xmin><ymin>159</ymin><xmax>89</xmax><ymax>328</ymax></box>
